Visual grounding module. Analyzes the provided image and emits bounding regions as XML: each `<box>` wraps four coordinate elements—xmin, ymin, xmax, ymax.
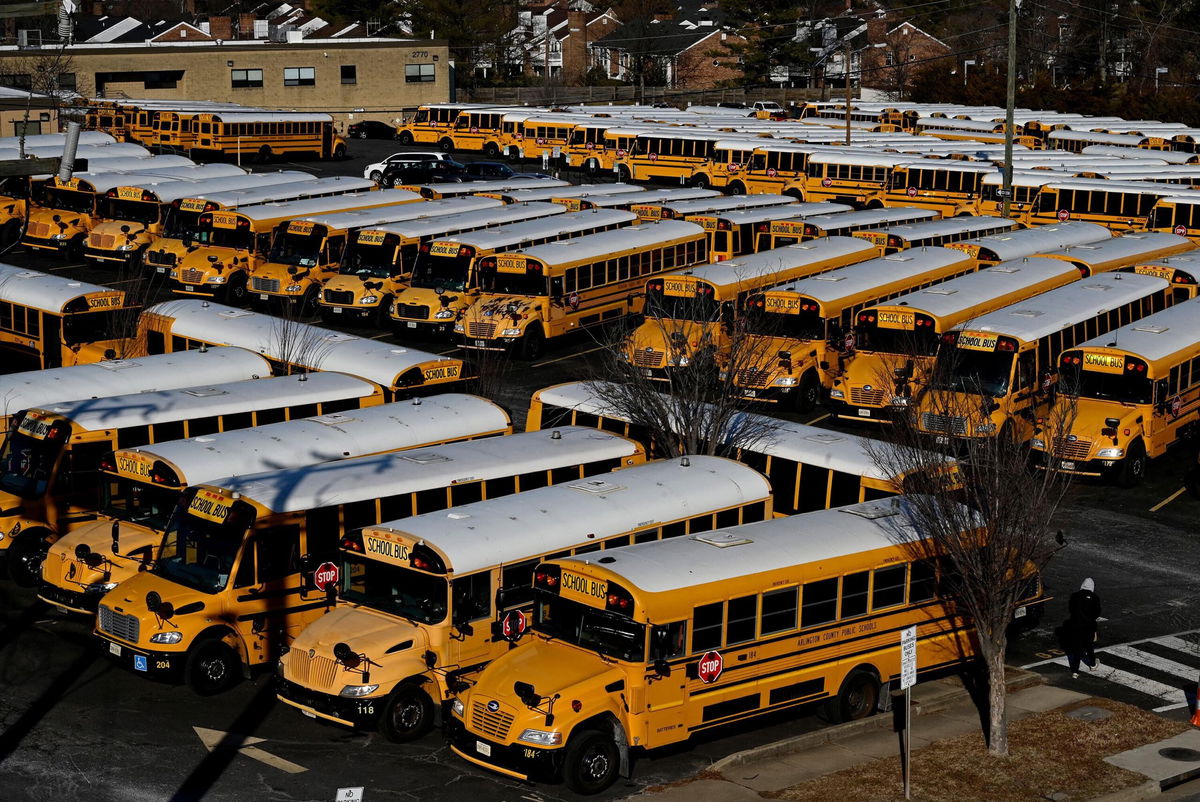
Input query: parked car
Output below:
<box><xmin>348</xmin><ymin>120</ymin><xmax>398</xmax><ymax>140</ymax></box>
<box><xmin>380</xmin><ymin>159</ymin><xmax>467</xmax><ymax>187</ymax></box>
<box><xmin>463</xmin><ymin>161</ymin><xmax>517</xmax><ymax>180</ymax></box>
<box><xmin>362</xmin><ymin>151</ymin><xmax>449</xmax><ymax>181</ymax></box>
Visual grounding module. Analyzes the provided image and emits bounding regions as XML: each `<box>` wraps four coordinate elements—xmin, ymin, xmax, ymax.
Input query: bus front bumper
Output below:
<box><xmin>828</xmin><ymin>396</ymin><xmax>901</xmax><ymax>423</ymax></box>
<box><xmin>1031</xmin><ymin>451</ymin><xmax>1111</xmax><ymax>478</ymax></box>
<box><xmin>22</xmin><ymin>236</ymin><xmax>73</xmax><ymax>252</ymax></box>
<box><xmin>445</xmin><ymin>716</ymin><xmax>561</xmax><ymax>782</ymax></box>
<box><xmin>98</xmin><ymin>636</ymin><xmax>185</xmax><ymax>682</ymax></box>
<box><xmin>37</xmin><ymin>580</ymin><xmax>100</xmax><ymax>614</ymax></box>
<box><xmin>169</xmin><ymin>280</ymin><xmax>223</xmax><ymax>299</ymax></box>
<box><xmin>84</xmin><ymin>247</ymin><xmax>139</xmax><ymax>265</ymax></box>
<box><xmin>276</xmin><ymin>677</ymin><xmax>383</xmax><ymax>729</ymax></box>
<box><xmin>738</xmin><ymin>385</ymin><xmax>789</xmax><ymax>403</ymax></box>
<box><xmin>321</xmin><ymin>303</ymin><xmax>377</xmax><ymax>322</ymax></box>
<box><xmin>394</xmin><ymin>317</ymin><xmax>454</xmax><ymax>336</ymax></box>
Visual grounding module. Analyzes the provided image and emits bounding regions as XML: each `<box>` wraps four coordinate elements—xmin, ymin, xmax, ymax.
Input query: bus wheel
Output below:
<box><xmin>186</xmin><ymin>639</ymin><xmax>240</xmax><ymax>696</ymax></box>
<box><xmin>689</xmin><ymin>174</ymin><xmax>710</xmax><ymax>189</ymax></box>
<box><xmin>1116</xmin><ymin>440</ymin><xmax>1147</xmax><ymax>488</ymax></box>
<box><xmin>226</xmin><ymin>275</ymin><xmax>249</xmax><ymax>306</ymax></box>
<box><xmin>438</xmin><ymin>138</ymin><xmax>454</xmax><ymax>153</ymax></box>
<box><xmin>823</xmin><ymin>669</ymin><xmax>880</xmax><ymax>724</ymax></box>
<box><xmin>333</xmin><ymin>143</ymin><xmax>347</xmax><ymax>160</ymax></box>
<box><xmin>380</xmin><ymin>683</ymin><xmax>435</xmax><ymax>742</ymax></box>
<box><xmin>794</xmin><ymin>371</ymin><xmax>820</xmax><ymax>413</ymax></box>
<box><xmin>398</xmin><ymin>131</ymin><xmax>414</xmax><ymax>146</ymax></box>
<box><xmin>727</xmin><ymin>181</ymin><xmax>745</xmax><ymax>196</ymax></box>
<box><xmin>257</xmin><ymin>145</ymin><xmax>273</xmax><ymax>163</ymax></box>
<box><xmin>520</xmin><ymin>326</ymin><xmax>545</xmax><ymax>361</ymax></box>
<box><xmin>483</xmin><ymin>142</ymin><xmax>500</xmax><ymax>158</ymax></box>
<box><xmin>562</xmin><ymin>729</ymin><xmax>620</xmax><ymax>795</ymax></box>
<box><xmin>7</xmin><ymin>533</ymin><xmax>48</xmax><ymax>587</ymax></box>
<box><xmin>299</xmin><ymin>287</ymin><xmax>320</xmax><ymax>319</ymax></box>
<box><xmin>373</xmin><ymin>297</ymin><xmax>394</xmax><ymax>329</ymax></box>
<box><xmin>1186</xmin><ymin>466</ymin><xmax>1200</xmax><ymax>499</ymax></box>
<box><xmin>616</xmin><ymin>165</ymin><xmax>631</xmax><ymax>183</ymax></box>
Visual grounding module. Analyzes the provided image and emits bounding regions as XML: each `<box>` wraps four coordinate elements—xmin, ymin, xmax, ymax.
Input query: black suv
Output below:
<box><xmin>347</xmin><ymin>120</ymin><xmax>398</xmax><ymax>139</ymax></box>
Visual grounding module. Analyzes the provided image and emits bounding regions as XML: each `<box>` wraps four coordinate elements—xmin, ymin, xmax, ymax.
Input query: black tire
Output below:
<box><xmin>299</xmin><ymin>286</ymin><xmax>320</xmax><ymax>319</ymax></box>
<box><xmin>794</xmin><ymin>371</ymin><xmax>820</xmax><ymax>413</ymax></box>
<box><xmin>562</xmin><ymin>729</ymin><xmax>620</xmax><ymax>796</ymax></box>
<box><xmin>520</xmin><ymin>326</ymin><xmax>545</xmax><ymax>361</ymax></box>
<box><xmin>384</xmin><ymin>175</ymin><xmax>398</xmax><ymax>188</ymax></box>
<box><xmin>727</xmin><ymin>181</ymin><xmax>746</xmax><ymax>196</ymax></box>
<box><xmin>257</xmin><ymin>145</ymin><xmax>272</xmax><ymax>163</ymax></box>
<box><xmin>7</xmin><ymin>533</ymin><xmax>48</xmax><ymax>587</ymax></box>
<box><xmin>1117</xmin><ymin>439</ymin><xmax>1148</xmax><ymax>488</ymax></box>
<box><xmin>398</xmin><ymin>131</ymin><xmax>414</xmax><ymax>146</ymax></box>
<box><xmin>483</xmin><ymin>142</ymin><xmax>500</xmax><ymax>158</ymax></box>
<box><xmin>1186</xmin><ymin>466</ymin><xmax>1200</xmax><ymax>499</ymax></box>
<box><xmin>375</xmin><ymin>296</ymin><xmax>393</xmax><ymax>330</ymax></box>
<box><xmin>357</xmin><ymin>130</ymin><xmax>368</xmax><ymax>139</ymax></box>
<box><xmin>369</xmin><ymin>170</ymin><xmax>383</xmax><ymax>182</ymax></box>
<box><xmin>379</xmin><ymin>683</ymin><xmax>435</xmax><ymax>742</ymax></box>
<box><xmin>186</xmin><ymin>639</ymin><xmax>240</xmax><ymax>696</ymax></box>
<box><xmin>438</xmin><ymin>138</ymin><xmax>454</xmax><ymax>153</ymax></box>
<box><xmin>225</xmin><ymin>274</ymin><xmax>249</xmax><ymax>306</ymax></box>
<box><xmin>822</xmin><ymin>669</ymin><xmax>880</xmax><ymax>724</ymax></box>
<box><xmin>333</xmin><ymin>143</ymin><xmax>347</xmax><ymax>160</ymax></box>
<box><xmin>616</xmin><ymin>164</ymin><xmax>631</xmax><ymax>183</ymax></box>
<box><xmin>689</xmin><ymin>174</ymin><xmax>710</xmax><ymax>189</ymax></box>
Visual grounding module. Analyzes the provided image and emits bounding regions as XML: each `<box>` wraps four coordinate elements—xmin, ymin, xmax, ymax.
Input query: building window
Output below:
<box><xmin>1</xmin><ymin>74</ymin><xmax>31</xmax><ymax>90</ymax></box>
<box><xmin>231</xmin><ymin>69</ymin><xmax>263</xmax><ymax>88</ymax></box>
<box><xmin>284</xmin><ymin>67</ymin><xmax>316</xmax><ymax>86</ymax></box>
<box><xmin>57</xmin><ymin>72</ymin><xmax>76</xmax><ymax>91</ymax></box>
<box><xmin>12</xmin><ymin>120</ymin><xmax>41</xmax><ymax>136</ymax></box>
<box><xmin>405</xmin><ymin>64</ymin><xmax>436</xmax><ymax>83</ymax></box>
<box><xmin>340</xmin><ymin>65</ymin><xmax>357</xmax><ymax>84</ymax></box>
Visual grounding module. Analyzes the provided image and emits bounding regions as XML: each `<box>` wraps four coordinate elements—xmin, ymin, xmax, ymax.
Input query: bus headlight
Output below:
<box><xmin>150</xmin><ymin>631</ymin><xmax>183</xmax><ymax>644</ymax></box>
<box><xmin>117</xmin><ymin>243</ymin><xmax>136</xmax><ymax>251</ymax></box>
<box><xmin>208</xmin><ymin>276</ymin><xmax>226</xmax><ymax>284</ymax></box>
<box><xmin>84</xmin><ymin>582</ymin><xmax>118</xmax><ymax>594</ymax></box>
<box><xmin>1097</xmin><ymin>447</ymin><xmax>1124</xmax><ymax>458</ymax></box>
<box><xmin>518</xmin><ymin>729</ymin><xmax>563</xmax><ymax>746</ymax></box>
<box><xmin>339</xmin><ymin>684</ymin><xmax>380</xmax><ymax>698</ymax></box>
<box><xmin>502</xmin><ymin>328</ymin><xmax>521</xmax><ymax>337</ymax></box>
<box><xmin>668</xmin><ymin>355</ymin><xmax>690</xmax><ymax>367</ymax></box>
<box><xmin>285</xmin><ymin>284</ymin><xmax>303</xmax><ymax>293</ymax></box>
<box><xmin>451</xmin><ymin>699</ymin><xmax>465</xmax><ymax>717</ymax></box>
<box><xmin>360</xmin><ymin>295</ymin><xmax>379</xmax><ymax>305</ymax></box>
<box><xmin>1030</xmin><ymin>438</ymin><xmax>1045</xmax><ymax>450</ymax></box>
<box><xmin>829</xmin><ymin>389</ymin><xmax>845</xmax><ymax>399</ymax></box>
<box><xmin>6</xmin><ymin>521</ymin><xmax>21</xmax><ymax>539</ymax></box>
<box><xmin>434</xmin><ymin>309</ymin><xmax>454</xmax><ymax>319</ymax></box>
<box><xmin>890</xmin><ymin>396</ymin><xmax>911</xmax><ymax>406</ymax></box>
<box><xmin>52</xmin><ymin>233</ymin><xmax>68</xmax><ymax>240</ymax></box>
<box><xmin>774</xmin><ymin>377</ymin><xmax>797</xmax><ymax>387</ymax></box>
<box><xmin>454</xmin><ymin>323</ymin><xmax>464</xmax><ymax>333</ymax></box>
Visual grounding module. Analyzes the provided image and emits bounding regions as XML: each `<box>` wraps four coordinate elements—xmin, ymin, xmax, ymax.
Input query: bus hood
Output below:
<box><xmin>470</xmin><ymin>636</ymin><xmax>624</xmax><ymax>707</ymax></box>
<box><xmin>289</xmin><ymin>604</ymin><xmax>426</xmax><ymax>663</ymax></box>
<box><xmin>43</xmin><ymin>519</ymin><xmax>158</xmax><ymax>590</ymax></box>
<box><xmin>466</xmin><ymin>295</ymin><xmax>540</xmax><ymax>324</ymax></box>
<box><xmin>253</xmin><ymin>261</ymin><xmax>322</xmax><ymax>287</ymax></box>
<box><xmin>99</xmin><ymin>571</ymin><xmax>208</xmax><ymax>646</ymax></box>
<box><xmin>26</xmin><ymin>208</ymin><xmax>89</xmax><ymax>236</ymax></box>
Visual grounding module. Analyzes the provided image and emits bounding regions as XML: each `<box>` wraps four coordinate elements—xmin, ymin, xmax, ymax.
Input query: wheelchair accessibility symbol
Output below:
<box><xmin>134</xmin><ymin>655</ymin><xmax>148</xmax><ymax>672</ymax></box>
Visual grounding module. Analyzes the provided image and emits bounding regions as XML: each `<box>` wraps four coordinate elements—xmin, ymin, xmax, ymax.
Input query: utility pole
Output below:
<box><xmin>1001</xmin><ymin>0</ymin><xmax>1019</xmax><ymax>220</ymax></box>
<box><xmin>844</xmin><ymin>1</ymin><xmax>853</xmax><ymax>146</ymax></box>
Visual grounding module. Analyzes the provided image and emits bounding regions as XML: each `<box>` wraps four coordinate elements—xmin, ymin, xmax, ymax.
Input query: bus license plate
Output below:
<box><xmin>1014</xmin><ymin>606</ymin><xmax>1027</xmax><ymax>618</ymax></box>
<box><xmin>156</xmin><ymin>267</ymin><xmax>167</xmax><ymax>273</ymax></box>
<box><xmin>474</xmin><ymin>339</ymin><xmax>486</xmax><ymax>347</ymax></box>
<box><xmin>858</xmin><ymin>409</ymin><xmax>870</xmax><ymax>417</ymax></box>
<box><xmin>1060</xmin><ymin>461</ymin><xmax>1076</xmax><ymax>470</ymax></box>
<box><xmin>301</xmin><ymin>709</ymin><xmax>316</xmax><ymax>718</ymax></box>
<box><xmin>934</xmin><ymin>435</ymin><xmax>949</xmax><ymax>445</ymax></box>
<box><xmin>744</xmin><ymin>390</ymin><xmax>757</xmax><ymax>398</ymax></box>
<box><xmin>109</xmin><ymin>642</ymin><xmax>121</xmax><ymax>656</ymax></box>
<box><xmin>407</xmin><ymin>321</ymin><xmax>417</xmax><ymax>328</ymax></box>
<box><xmin>476</xmin><ymin>741</ymin><xmax>491</xmax><ymax>757</ymax></box>
<box><xmin>332</xmin><ymin>306</ymin><xmax>342</xmax><ymax>313</ymax></box>
<box><xmin>259</xmin><ymin>294</ymin><xmax>268</xmax><ymax>300</ymax></box>
<box><xmin>184</xmin><ymin>285</ymin><xmax>194</xmax><ymax>291</ymax></box>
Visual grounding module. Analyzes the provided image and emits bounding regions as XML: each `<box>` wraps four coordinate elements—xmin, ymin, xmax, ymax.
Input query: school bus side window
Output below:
<box><xmin>452</xmin><ymin>572</ymin><xmax>491</xmax><ymax>622</ymax></box>
<box><xmin>761</xmin><ymin>587</ymin><xmax>798</xmax><ymax>634</ymax></box>
<box><xmin>653</xmin><ymin>621</ymin><xmax>687</xmax><ymax>660</ymax></box>
<box><xmin>841</xmin><ymin>571</ymin><xmax>869</xmax><ymax>618</ymax></box>
<box><xmin>726</xmin><ymin>595</ymin><xmax>758</xmax><ymax>644</ymax></box>
<box><xmin>801</xmin><ymin>577</ymin><xmax>838</xmax><ymax>627</ymax></box>
<box><xmin>692</xmin><ymin>601</ymin><xmax>723</xmax><ymax>651</ymax></box>
<box><xmin>499</xmin><ymin>560</ymin><xmax>537</xmax><ymax>609</ymax></box>
<box><xmin>258</xmin><ymin>526</ymin><xmax>300</xmax><ymax>583</ymax></box>
<box><xmin>234</xmin><ymin>543</ymin><xmax>255</xmax><ymax>588</ymax></box>
<box><xmin>872</xmin><ymin>565</ymin><xmax>907</xmax><ymax>610</ymax></box>
<box><xmin>909</xmin><ymin>559</ymin><xmax>937</xmax><ymax>602</ymax></box>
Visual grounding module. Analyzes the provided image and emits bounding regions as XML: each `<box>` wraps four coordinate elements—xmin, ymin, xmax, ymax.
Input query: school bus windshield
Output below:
<box><xmin>477</xmin><ymin>264</ymin><xmax>547</xmax><ymax>296</ymax></box>
<box><xmin>644</xmin><ymin>288</ymin><xmax>721</xmax><ymax>323</ymax></box>
<box><xmin>193</xmin><ymin>225</ymin><xmax>253</xmax><ymax>250</ymax></box>
<box><xmin>744</xmin><ymin>305</ymin><xmax>825</xmax><ymax>340</ymax></box>
<box><xmin>857</xmin><ymin>323</ymin><xmax>940</xmax><ymax>357</ymax></box>
<box><xmin>164</xmin><ymin>208</ymin><xmax>205</xmax><ymax>239</ymax></box>
<box><xmin>269</xmin><ymin>230</ymin><xmax>322</xmax><ymax>267</ymax></box>
<box><xmin>0</xmin><ymin>429</ymin><xmax>64</xmax><ymax>499</ymax></box>
<box><xmin>1061</xmin><ymin>363</ymin><xmax>1153</xmax><ymax>404</ymax></box>
<box><xmin>154</xmin><ymin>498</ymin><xmax>255</xmax><ymax>593</ymax></box>
<box><xmin>101</xmin><ymin>477</ymin><xmax>179</xmax><ymax>530</ymax></box>
<box><xmin>99</xmin><ymin>197</ymin><xmax>160</xmax><ymax>225</ymax></box>
<box><xmin>410</xmin><ymin>253</ymin><xmax>470</xmax><ymax>292</ymax></box>
<box><xmin>341</xmin><ymin>238</ymin><xmax>398</xmax><ymax>278</ymax></box>
<box><xmin>341</xmin><ymin>554</ymin><xmax>448</xmax><ymax>624</ymax></box>
<box><xmin>932</xmin><ymin>348</ymin><xmax>1013</xmax><ymax>397</ymax></box>
<box><xmin>534</xmin><ymin>593</ymin><xmax>645</xmax><ymax>662</ymax></box>
<box><xmin>43</xmin><ymin>187</ymin><xmax>93</xmax><ymax>213</ymax></box>
<box><xmin>62</xmin><ymin>310</ymin><xmax>119</xmax><ymax>345</ymax></box>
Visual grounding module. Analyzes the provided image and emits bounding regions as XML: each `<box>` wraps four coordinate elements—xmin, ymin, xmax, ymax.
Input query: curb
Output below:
<box><xmin>710</xmin><ymin>667</ymin><xmax>1045</xmax><ymax>774</ymax></box>
<box><xmin>1087</xmin><ymin>780</ymin><xmax>1161</xmax><ymax>802</ymax></box>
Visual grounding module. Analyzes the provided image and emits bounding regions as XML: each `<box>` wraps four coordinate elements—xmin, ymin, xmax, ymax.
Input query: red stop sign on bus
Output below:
<box><xmin>313</xmin><ymin>561</ymin><xmax>339</xmax><ymax>592</ymax></box>
<box><xmin>821</xmin><ymin>177</ymin><xmax>833</xmax><ymax>188</ymax></box>
<box><xmin>1057</xmin><ymin>209</ymin><xmax>1070</xmax><ymax>222</ymax></box>
<box><xmin>697</xmin><ymin>650</ymin><xmax>723</xmax><ymax>683</ymax></box>
<box><xmin>1175</xmin><ymin>224</ymin><xmax>1188</xmax><ymax>236</ymax></box>
<box><xmin>907</xmin><ymin>186</ymin><xmax>918</xmax><ymax>197</ymax></box>
<box><xmin>502</xmin><ymin>610</ymin><xmax>527</xmax><ymax>641</ymax></box>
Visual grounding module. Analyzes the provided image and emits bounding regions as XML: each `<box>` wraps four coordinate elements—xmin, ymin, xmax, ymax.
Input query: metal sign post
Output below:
<box><xmin>900</xmin><ymin>625</ymin><xmax>917</xmax><ymax>799</ymax></box>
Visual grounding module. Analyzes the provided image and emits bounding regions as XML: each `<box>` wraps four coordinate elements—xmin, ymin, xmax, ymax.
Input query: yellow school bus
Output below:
<box><xmin>853</xmin><ymin>216</ymin><xmax>1019</xmax><ymax>257</ymax></box>
<box><xmin>391</xmin><ymin>210</ymin><xmax>635</xmax><ymax>337</ymax></box>
<box><xmin>1146</xmin><ymin>194</ymin><xmax>1200</xmax><ymax>241</ymax></box>
<box><xmin>448</xmin><ymin>496</ymin><xmax>1045</xmax><ymax>793</ymax></box>
<box><xmin>829</xmin><ymin>257</ymin><xmax>1093</xmax><ymax>423</ymax></box>
<box><xmin>793</xmin><ymin>152</ymin><xmax>908</xmax><ymax>209</ymax></box>
<box><xmin>882</xmin><ymin>161</ymin><xmax>995</xmax><ymax>217</ymax></box>
<box><xmin>277</xmin><ymin>457</ymin><xmax>772</xmax><ymax>740</ymax></box>
<box><xmin>457</xmin><ymin>220</ymin><xmax>709</xmax><ymax>359</ymax></box>
<box><xmin>1027</xmin><ymin>179</ymin><xmax>1175</xmax><ymax>231</ymax></box>
<box><xmin>1032</xmin><ymin>297</ymin><xmax>1200</xmax><ymax>485</ymax></box>
<box><xmin>93</xmin><ymin>427</ymin><xmax>646</xmax><ymax>694</ymax></box>
<box><xmin>625</xmin><ymin>237</ymin><xmax>877</xmax><ymax>379</ymax></box>
<box><xmin>397</xmin><ymin>104</ymin><xmax>503</xmax><ymax>146</ymax></box>
<box><xmin>0</xmin><ymin>264</ymin><xmax>140</xmax><ymax>371</ymax></box>
<box><xmin>563</xmin><ymin>121</ymin><xmax>631</xmax><ymax>175</ymax></box>
<box><xmin>688</xmin><ymin>205</ymin><xmax>851</xmax><ymax>262</ymax></box>
<box><xmin>630</xmin><ymin>193</ymin><xmax>797</xmax><ymax>223</ymax></box>
<box><xmin>1124</xmin><ymin>252</ymin><xmax>1200</xmax><ymax>303</ymax></box>
<box><xmin>1033</xmin><ymin>231</ymin><xmax>1195</xmax><ymax>277</ymax></box>
<box><xmin>730</xmin><ymin>141</ymin><xmax>816</xmax><ymax>197</ymax></box>
<box><xmin>913</xmin><ymin>272</ymin><xmax>1177</xmax><ymax>444</ymax></box>
<box><xmin>770</xmin><ymin>207</ymin><xmax>938</xmax><ymax>248</ymax></box>
<box><xmin>945</xmin><ymin>221</ymin><xmax>1112</xmax><ymax>268</ymax></box>
<box><xmin>504</xmin><ymin>113</ymin><xmax>579</xmax><ymax>162</ymax></box>
<box><xmin>440</xmin><ymin>108</ymin><xmax>528</xmax><ymax>155</ymax></box>
<box><xmin>738</xmin><ymin>247</ymin><xmax>976</xmax><ymax>411</ymax></box>
<box><xmin>37</xmin><ymin>395</ymin><xmax>511</xmax><ymax>614</ymax></box>
<box><xmin>0</xmin><ymin>371</ymin><xmax>384</xmax><ymax>586</ymax></box>
<box><xmin>618</xmin><ymin>132</ymin><xmax>724</xmax><ymax>184</ymax></box>
<box><xmin>683</xmin><ymin>137</ymin><xmax>774</xmax><ymax>191</ymax></box>
<box><xmin>191</xmin><ymin>112</ymin><xmax>348</xmax><ymax>161</ymax></box>
<box><xmin>322</xmin><ymin>201</ymin><xmax>564</xmax><ymax>325</ymax></box>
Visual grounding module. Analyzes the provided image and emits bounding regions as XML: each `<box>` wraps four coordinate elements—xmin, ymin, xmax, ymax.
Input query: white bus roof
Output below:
<box><xmin>758</xmin><ymin>203</ymin><xmax>857</xmax><ymax>223</ymax></box>
<box><xmin>646</xmin><ymin>194</ymin><xmax>796</xmax><ymax>215</ymax></box>
<box><xmin>953</xmin><ymin>222</ymin><xmax>1111</xmax><ymax>261</ymax></box>
<box><xmin>204</xmin><ymin>112</ymin><xmax>334</xmax><ymax>124</ymax></box>
<box><xmin>771</xmin><ymin>247</ymin><xmax>970</xmax><ymax>303</ymax></box>
<box><xmin>1037</xmin><ymin>232</ymin><xmax>1193</xmax><ymax>268</ymax></box>
<box><xmin>1082</xmin><ymin>145</ymin><xmax>1195</xmax><ymax>164</ymax></box>
<box><xmin>433</xmin><ymin>209</ymin><xmax>635</xmax><ymax>249</ymax></box>
<box><xmin>870</xmin><ymin>257</ymin><xmax>1083</xmax><ymax>319</ymax></box>
<box><xmin>1038</xmin><ymin>179</ymin><xmax>1179</xmax><ymax>197</ymax></box>
<box><xmin>143</xmin><ymin>300</ymin><xmax>460</xmax><ymax>388</ymax></box>
<box><xmin>695</xmin><ymin>205</ymin><xmax>842</xmax><ymax>225</ymax></box>
<box><xmin>289</xmin><ymin>198</ymin><xmax>495</xmax><ymax>231</ymax></box>
<box><xmin>233</xmin><ymin>190</ymin><xmax>420</xmax><ymax>223</ymax></box>
<box><xmin>484</xmin><ymin>184</ymin><xmax>638</xmax><ymax>203</ymax></box>
<box><xmin>413</xmin><ymin>178</ymin><xmax>570</xmax><ymax>196</ymax></box>
<box><xmin>954</xmin><ymin>272</ymin><xmax>1170</xmax><ymax>342</ymax></box>
<box><xmin>208</xmin><ymin>426</ymin><xmax>641</xmax><ymax>515</ymax></box>
<box><xmin>39</xmin><ymin>155</ymin><xmax>193</xmax><ymax>181</ymax></box>
<box><xmin>119</xmin><ymin>394</ymin><xmax>510</xmax><ymax>487</ymax></box>
<box><xmin>141</xmin><ymin>172</ymin><xmax>312</xmax><ymax>204</ymax></box>
<box><xmin>371</xmin><ymin>201</ymin><xmax>566</xmax><ymax>238</ymax></box>
<box><xmin>514</xmin><ymin>220</ymin><xmax>704</xmax><ymax>266</ymax></box>
<box><xmin>806</xmin><ymin>151</ymin><xmax>907</xmax><ymax>167</ymax></box>
<box><xmin>371</xmin><ymin>456</ymin><xmax>771</xmax><ymax>576</ymax></box>
<box><xmin>657</xmin><ymin>236</ymin><xmax>877</xmax><ymax>288</ymax></box>
<box><xmin>801</xmin><ymin>207</ymin><xmax>940</xmax><ymax>231</ymax></box>
<box><xmin>561</xmin><ymin>497</ymin><xmax>949</xmax><ymax>594</ymax></box>
<box><xmin>0</xmin><ymin>263</ymin><xmax>122</xmax><ymax>312</ymax></box>
<box><xmin>0</xmin><ymin>347</ymin><xmax>269</xmax><ymax>419</ymax></box>
<box><xmin>583</xmin><ymin>188</ymin><xmax>718</xmax><ymax>207</ymax></box>
<box><xmin>1073</xmin><ymin>297</ymin><xmax>1200</xmax><ymax>364</ymax></box>
<box><xmin>36</xmin><ymin>371</ymin><xmax>376</xmax><ymax>432</ymax></box>
<box><xmin>870</xmin><ymin>217</ymin><xmax>1017</xmax><ymax>242</ymax></box>
<box><xmin>187</xmin><ymin>176</ymin><xmax>376</xmax><ymax>208</ymax></box>
<box><xmin>0</xmin><ymin>131</ymin><xmax>114</xmax><ymax>148</ymax></box>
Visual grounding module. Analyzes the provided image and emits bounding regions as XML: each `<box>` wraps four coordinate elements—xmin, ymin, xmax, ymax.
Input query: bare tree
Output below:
<box><xmin>864</xmin><ymin>348</ymin><xmax>1076</xmax><ymax>757</ymax></box>
<box><xmin>267</xmin><ymin>306</ymin><xmax>339</xmax><ymax>374</ymax></box>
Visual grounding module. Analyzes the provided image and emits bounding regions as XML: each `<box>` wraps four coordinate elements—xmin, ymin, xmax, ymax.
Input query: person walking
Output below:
<box><xmin>1061</xmin><ymin>578</ymin><xmax>1102</xmax><ymax>678</ymax></box>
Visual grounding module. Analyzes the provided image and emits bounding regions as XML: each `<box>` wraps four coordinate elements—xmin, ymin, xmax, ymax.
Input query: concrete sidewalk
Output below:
<box><xmin>629</xmin><ymin>667</ymin><xmax>1200</xmax><ymax>802</ymax></box>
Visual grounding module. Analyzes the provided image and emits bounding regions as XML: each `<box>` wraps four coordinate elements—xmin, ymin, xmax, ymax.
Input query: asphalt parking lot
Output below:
<box><xmin>0</xmin><ymin>143</ymin><xmax>1198</xmax><ymax>801</ymax></box>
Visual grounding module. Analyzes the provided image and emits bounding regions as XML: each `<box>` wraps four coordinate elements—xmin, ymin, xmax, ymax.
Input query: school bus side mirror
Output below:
<box><xmin>653</xmin><ymin>659</ymin><xmax>671</xmax><ymax>678</ymax></box>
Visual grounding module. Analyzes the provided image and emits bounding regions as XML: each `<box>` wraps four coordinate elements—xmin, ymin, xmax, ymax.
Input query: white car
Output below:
<box><xmin>362</xmin><ymin>152</ymin><xmax>450</xmax><ymax>182</ymax></box>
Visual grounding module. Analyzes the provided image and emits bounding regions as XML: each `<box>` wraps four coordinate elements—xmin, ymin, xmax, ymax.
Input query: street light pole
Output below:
<box><xmin>963</xmin><ymin>59</ymin><xmax>976</xmax><ymax>87</ymax></box>
<box><xmin>1155</xmin><ymin>67</ymin><xmax>1168</xmax><ymax>91</ymax></box>
<box><xmin>1001</xmin><ymin>0</ymin><xmax>1019</xmax><ymax>220</ymax></box>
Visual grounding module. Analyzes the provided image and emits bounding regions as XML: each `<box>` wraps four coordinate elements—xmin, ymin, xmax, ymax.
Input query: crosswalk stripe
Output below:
<box><xmin>1065</xmin><ymin>659</ymin><xmax>1183</xmax><ymax>703</ymax></box>
<box><xmin>1158</xmin><ymin>636</ymin><xmax>1200</xmax><ymax>662</ymax></box>
<box><xmin>1104</xmin><ymin>644</ymin><xmax>1200</xmax><ymax>684</ymax></box>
